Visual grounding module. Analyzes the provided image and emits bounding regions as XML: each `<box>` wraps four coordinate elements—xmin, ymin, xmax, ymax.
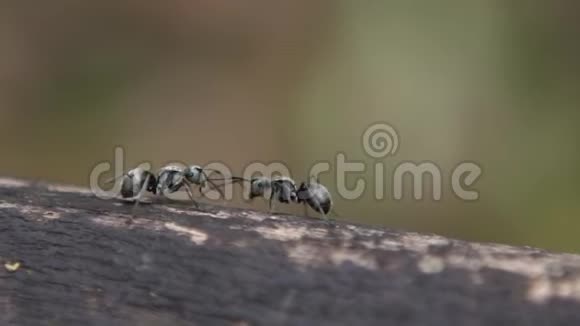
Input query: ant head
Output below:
<box><xmin>295</xmin><ymin>182</ymin><xmax>310</xmax><ymax>203</ymax></box>
<box><xmin>290</xmin><ymin>191</ymin><xmax>298</xmax><ymax>202</ymax></box>
<box><xmin>185</xmin><ymin>165</ymin><xmax>202</xmax><ymax>174</ymax></box>
<box><xmin>250</xmin><ymin>177</ymin><xmax>270</xmax><ymax>186</ymax></box>
<box><xmin>249</xmin><ymin>177</ymin><xmax>270</xmax><ymax>197</ymax></box>
<box><xmin>184</xmin><ymin>165</ymin><xmax>204</xmax><ymax>183</ymax></box>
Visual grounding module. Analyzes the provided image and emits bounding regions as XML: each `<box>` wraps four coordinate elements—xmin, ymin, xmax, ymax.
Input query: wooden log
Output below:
<box><xmin>1</xmin><ymin>177</ymin><xmax>580</xmax><ymax>325</ymax></box>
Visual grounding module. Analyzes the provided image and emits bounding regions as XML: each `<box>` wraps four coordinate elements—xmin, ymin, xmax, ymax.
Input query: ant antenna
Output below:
<box><xmin>227</xmin><ymin>176</ymin><xmax>252</xmax><ymax>185</ymax></box>
<box><xmin>181</xmin><ymin>179</ymin><xmax>200</xmax><ymax>209</ymax></box>
<box><xmin>203</xmin><ymin>168</ymin><xmax>225</xmax><ymax>179</ymax></box>
<box><xmin>195</xmin><ymin>169</ymin><xmax>225</xmax><ymax>198</ymax></box>
<box><xmin>104</xmin><ymin>173</ymin><xmax>127</xmax><ymax>185</ymax></box>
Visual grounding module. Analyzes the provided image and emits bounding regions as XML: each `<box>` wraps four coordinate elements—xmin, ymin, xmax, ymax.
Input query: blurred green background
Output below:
<box><xmin>1</xmin><ymin>1</ymin><xmax>579</xmax><ymax>252</ymax></box>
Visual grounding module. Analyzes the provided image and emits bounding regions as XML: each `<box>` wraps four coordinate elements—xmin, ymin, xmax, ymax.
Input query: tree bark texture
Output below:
<box><xmin>1</xmin><ymin>177</ymin><xmax>580</xmax><ymax>326</ymax></box>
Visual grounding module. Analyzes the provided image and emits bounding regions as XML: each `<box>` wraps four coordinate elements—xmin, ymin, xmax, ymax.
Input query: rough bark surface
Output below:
<box><xmin>1</xmin><ymin>177</ymin><xmax>580</xmax><ymax>326</ymax></box>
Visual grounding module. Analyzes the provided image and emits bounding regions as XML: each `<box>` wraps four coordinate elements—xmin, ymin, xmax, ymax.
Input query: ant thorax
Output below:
<box><xmin>157</xmin><ymin>165</ymin><xmax>186</xmax><ymax>194</ymax></box>
<box><xmin>158</xmin><ymin>165</ymin><xmax>184</xmax><ymax>175</ymax></box>
<box><xmin>271</xmin><ymin>177</ymin><xmax>298</xmax><ymax>203</ymax></box>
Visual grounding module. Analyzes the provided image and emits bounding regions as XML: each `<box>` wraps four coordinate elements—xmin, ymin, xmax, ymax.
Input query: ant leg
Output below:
<box><xmin>132</xmin><ymin>174</ymin><xmax>151</xmax><ymax>207</ymax></box>
<box><xmin>330</xmin><ymin>208</ymin><xmax>341</xmax><ymax>218</ymax></box>
<box><xmin>200</xmin><ymin>170</ymin><xmax>226</xmax><ymax>199</ymax></box>
<box><xmin>204</xmin><ymin>168</ymin><xmax>222</xmax><ymax>179</ymax></box>
<box><xmin>206</xmin><ymin>179</ymin><xmax>225</xmax><ymax>199</ymax></box>
<box><xmin>183</xmin><ymin>182</ymin><xmax>200</xmax><ymax>210</ymax></box>
<box><xmin>313</xmin><ymin>202</ymin><xmax>331</xmax><ymax>223</ymax></box>
<box><xmin>129</xmin><ymin>174</ymin><xmax>151</xmax><ymax>223</ymax></box>
<box><xmin>269</xmin><ymin>195</ymin><xmax>276</xmax><ymax>215</ymax></box>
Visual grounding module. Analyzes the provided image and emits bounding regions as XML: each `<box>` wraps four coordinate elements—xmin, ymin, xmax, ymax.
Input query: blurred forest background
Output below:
<box><xmin>1</xmin><ymin>1</ymin><xmax>579</xmax><ymax>252</ymax></box>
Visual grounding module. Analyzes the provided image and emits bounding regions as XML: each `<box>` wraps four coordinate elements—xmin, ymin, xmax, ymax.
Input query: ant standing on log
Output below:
<box><xmin>108</xmin><ymin>164</ymin><xmax>226</xmax><ymax>209</ymax></box>
<box><xmin>107</xmin><ymin>166</ymin><xmax>338</xmax><ymax>222</ymax></box>
<box><xmin>230</xmin><ymin>176</ymin><xmax>298</xmax><ymax>214</ymax></box>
